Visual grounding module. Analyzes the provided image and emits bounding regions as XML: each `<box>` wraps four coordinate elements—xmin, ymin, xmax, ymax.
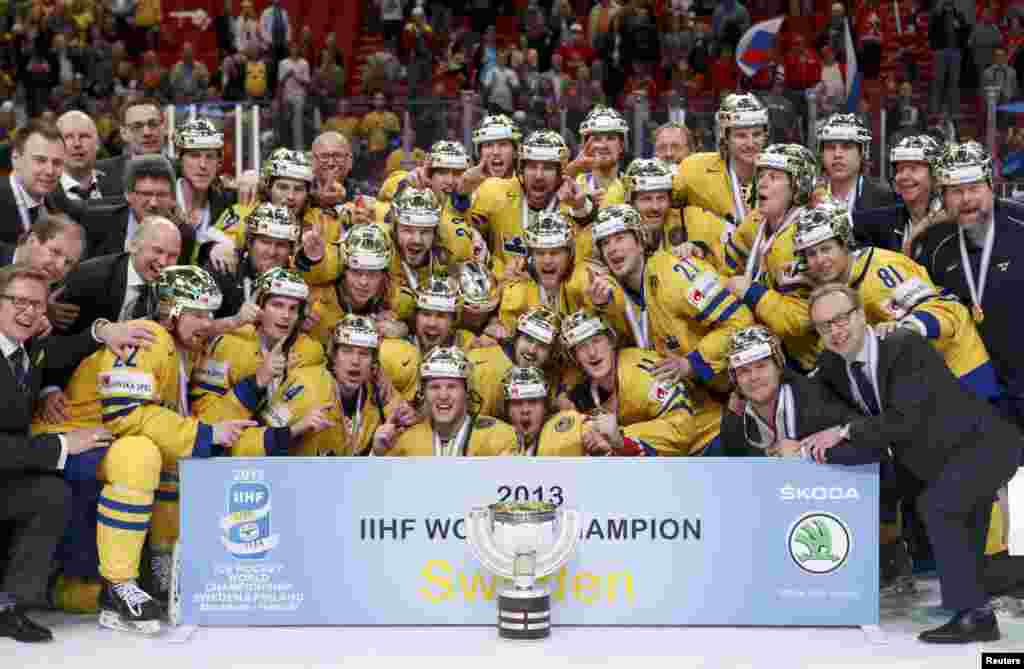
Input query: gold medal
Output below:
<box><xmin>972</xmin><ymin>304</ymin><xmax>984</xmax><ymax>324</ymax></box>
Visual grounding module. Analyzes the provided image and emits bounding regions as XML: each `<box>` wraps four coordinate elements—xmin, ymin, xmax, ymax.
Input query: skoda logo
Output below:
<box><xmin>787</xmin><ymin>512</ymin><xmax>851</xmax><ymax>575</ymax></box>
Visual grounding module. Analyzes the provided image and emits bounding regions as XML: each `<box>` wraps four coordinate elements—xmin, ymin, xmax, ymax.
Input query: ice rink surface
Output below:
<box><xmin>4</xmin><ymin>579</ymin><xmax>1022</xmax><ymax>668</ymax></box>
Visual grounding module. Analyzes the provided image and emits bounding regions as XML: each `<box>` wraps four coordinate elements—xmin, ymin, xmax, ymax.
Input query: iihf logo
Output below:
<box><xmin>221</xmin><ymin>481</ymin><xmax>280</xmax><ymax>559</ymax></box>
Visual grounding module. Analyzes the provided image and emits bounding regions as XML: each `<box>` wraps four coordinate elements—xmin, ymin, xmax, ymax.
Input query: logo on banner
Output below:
<box><xmin>221</xmin><ymin>481</ymin><xmax>280</xmax><ymax>559</ymax></box>
<box><xmin>787</xmin><ymin>512</ymin><xmax>851</xmax><ymax>575</ymax></box>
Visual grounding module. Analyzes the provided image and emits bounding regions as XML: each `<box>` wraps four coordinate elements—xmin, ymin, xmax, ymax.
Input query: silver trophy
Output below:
<box><xmin>466</xmin><ymin>501</ymin><xmax>581</xmax><ymax>640</ymax></box>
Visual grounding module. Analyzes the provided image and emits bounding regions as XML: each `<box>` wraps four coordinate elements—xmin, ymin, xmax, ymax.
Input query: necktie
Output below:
<box><xmin>131</xmin><ymin>284</ymin><xmax>152</xmax><ymax>320</ymax></box>
<box><xmin>851</xmin><ymin>361</ymin><xmax>880</xmax><ymax>416</ymax></box>
<box><xmin>272</xmin><ymin>8</ymin><xmax>286</xmax><ymax>47</ymax></box>
<box><xmin>9</xmin><ymin>349</ymin><xmax>28</xmax><ymax>390</ymax></box>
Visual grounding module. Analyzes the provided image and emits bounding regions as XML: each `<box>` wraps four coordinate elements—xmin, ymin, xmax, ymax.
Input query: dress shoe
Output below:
<box><xmin>0</xmin><ymin>607</ymin><xmax>54</xmax><ymax>643</ymax></box>
<box><xmin>918</xmin><ymin>607</ymin><xmax>1000</xmax><ymax>644</ymax></box>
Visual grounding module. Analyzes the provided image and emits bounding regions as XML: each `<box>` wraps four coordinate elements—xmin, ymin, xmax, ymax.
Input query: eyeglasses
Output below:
<box><xmin>127</xmin><ymin>119</ymin><xmax>162</xmax><ymax>133</ymax></box>
<box><xmin>0</xmin><ymin>294</ymin><xmax>46</xmax><ymax>313</ymax></box>
<box><xmin>812</xmin><ymin>306</ymin><xmax>858</xmax><ymax>335</ymax></box>
<box><xmin>314</xmin><ymin>152</ymin><xmax>352</xmax><ymax>164</ymax></box>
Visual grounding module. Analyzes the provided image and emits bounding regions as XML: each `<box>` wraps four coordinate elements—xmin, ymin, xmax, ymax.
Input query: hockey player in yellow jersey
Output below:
<box><xmin>296</xmin><ymin>223</ymin><xmax>409</xmax><ymax>345</ymax></box>
<box><xmin>470</xmin><ymin>307</ymin><xmax>565</xmax><ymax>418</ymax></box>
<box><xmin>559</xmin><ymin>310</ymin><xmax>721</xmax><ymax>455</ymax></box>
<box><xmin>373</xmin><ymin>346</ymin><xmax>517</xmax><ymax>456</ymax></box>
<box><xmin>498</xmin><ymin>211</ymin><xmax>628</xmax><ymax>337</ymax></box>
<box><xmin>472</xmin><ymin>113</ymin><xmax>522</xmax><ymax>180</ymax></box>
<box><xmin>172</xmin><ymin>118</ymin><xmax>227</xmax><ymax>258</ymax></box>
<box><xmin>589</xmin><ymin>205</ymin><xmax>754</xmax><ymax>383</ymax></box>
<box><xmin>292</xmin><ymin>315</ymin><xmax>416</xmax><ymax>456</ymax></box>
<box><xmin>454</xmin><ymin>260</ymin><xmax>506</xmax><ymax>346</ymax></box>
<box><xmin>469</xmin><ymin>130</ymin><xmax>596</xmax><ymax>279</ymax></box>
<box><xmin>672</xmin><ymin>93</ymin><xmax>768</xmax><ymax>225</ymax></box>
<box><xmin>205</xmin><ymin>148</ymin><xmax>315</xmax><ymax>266</ymax></box>
<box><xmin>501</xmin><ymin>366</ymin><xmax>588</xmax><ymax>456</ymax></box>
<box><xmin>387</xmin><ymin>187</ymin><xmax>475</xmax><ymax>298</ymax></box>
<box><xmin>567</xmin><ymin>106</ymin><xmax>628</xmax><ymax>208</ymax></box>
<box><xmin>34</xmin><ymin>266</ymin><xmax>277</xmax><ymax>634</ymax></box>
<box><xmin>794</xmin><ymin>202</ymin><xmax>1000</xmax><ymax>401</ymax></box>
<box><xmin>622</xmin><ymin>157</ymin><xmax>730</xmax><ymax>272</ymax></box>
<box><xmin>203</xmin><ymin>202</ymin><xmax>299</xmax><ymax>319</ymax></box>
<box><xmin>723</xmin><ymin>144</ymin><xmax>821</xmax><ymax>371</ymax></box>
<box><xmin>380</xmin><ymin>275</ymin><xmax>477</xmax><ymax>401</ymax></box>
<box><xmin>191</xmin><ymin>267</ymin><xmax>328</xmax><ymax>455</ymax></box>
<box><xmin>381</xmin><ymin>140</ymin><xmax>489</xmax><ymax>266</ymax></box>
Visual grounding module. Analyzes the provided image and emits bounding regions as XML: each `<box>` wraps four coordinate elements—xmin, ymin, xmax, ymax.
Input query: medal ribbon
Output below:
<box><xmin>957</xmin><ymin>216</ymin><xmax>995</xmax><ymax>319</ymax></box>
<box><xmin>433</xmin><ymin>415</ymin><xmax>472</xmax><ymax>457</ymax></box>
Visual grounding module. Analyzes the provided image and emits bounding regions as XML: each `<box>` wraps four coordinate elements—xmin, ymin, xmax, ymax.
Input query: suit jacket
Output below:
<box><xmin>814</xmin><ymin>330</ymin><xmax>1022</xmax><ymax>484</ymax></box>
<box><xmin>720</xmin><ymin>369</ymin><xmax>859</xmax><ymax>457</ymax></box>
<box><xmin>0</xmin><ymin>178</ymin><xmax>75</xmax><ymax>246</ymax></box>
<box><xmin>60</xmin><ymin>252</ymin><xmax>132</xmax><ymax>336</ymax></box>
<box><xmin>853</xmin><ymin>203</ymin><xmax>908</xmax><ymax>252</ymax></box>
<box><xmin>0</xmin><ymin>243</ymin><xmax>14</xmax><ymax>267</ymax></box>
<box><xmin>95</xmin><ymin>154</ymin><xmax>129</xmax><ymax>197</ymax></box>
<box><xmin>0</xmin><ymin>334</ymin><xmax>96</xmax><ymax>478</ymax></box>
<box><xmin>57</xmin><ymin>197</ymin><xmax>132</xmax><ymax>259</ymax></box>
<box><xmin>849</xmin><ymin>177</ymin><xmax>897</xmax><ymax>247</ymax></box>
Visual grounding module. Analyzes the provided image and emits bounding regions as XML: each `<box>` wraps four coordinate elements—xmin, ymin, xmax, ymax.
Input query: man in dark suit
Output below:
<box><xmin>854</xmin><ymin>134</ymin><xmax>948</xmax><ymax>253</ymax></box>
<box><xmin>95</xmin><ymin>98</ymin><xmax>167</xmax><ymax>197</ymax></box>
<box><xmin>0</xmin><ymin>264</ymin><xmax>112</xmax><ymax>642</ymax></box>
<box><xmin>804</xmin><ymin>283</ymin><xmax>1024</xmax><ymax>643</ymax></box>
<box><xmin>816</xmin><ymin>113</ymin><xmax>896</xmax><ymax>246</ymax></box>
<box><xmin>58</xmin><ymin>217</ymin><xmax>182</xmax><ymax>338</ymax></box>
<box><xmin>0</xmin><ymin>121</ymin><xmax>69</xmax><ymax>245</ymax></box>
<box><xmin>70</xmin><ymin>155</ymin><xmax>178</xmax><ymax>259</ymax></box>
<box><xmin>912</xmin><ymin>141</ymin><xmax>1024</xmax><ymax>432</ymax></box>
<box><xmin>56</xmin><ymin>111</ymin><xmax>120</xmax><ymax>201</ymax></box>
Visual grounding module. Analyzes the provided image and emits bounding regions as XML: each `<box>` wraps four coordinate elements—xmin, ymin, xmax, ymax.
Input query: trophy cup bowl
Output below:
<box><xmin>466</xmin><ymin>501</ymin><xmax>581</xmax><ymax>640</ymax></box>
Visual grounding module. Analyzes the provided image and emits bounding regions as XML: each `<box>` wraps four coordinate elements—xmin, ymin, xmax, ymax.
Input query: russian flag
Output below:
<box><xmin>844</xmin><ymin>17</ymin><xmax>862</xmax><ymax>112</ymax></box>
<box><xmin>736</xmin><ymin>16</ymin><xmax>785</xmax><ymax>78</ymax></box>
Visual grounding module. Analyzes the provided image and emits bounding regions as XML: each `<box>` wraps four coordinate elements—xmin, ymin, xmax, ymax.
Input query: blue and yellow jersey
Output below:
<box><xmin>566</xmin><ymin>348</ymin><xmax>721</xmax><ymax>455</ymax></box>
<box><xmin>628</xmin><ymin>251</ymin><xmax>754</xmax><ymax>381</ymax></box>
<box><xmin>34</xmin><ymin>323</ymin><xmax>215</xmax><ymax>460</ymax></box>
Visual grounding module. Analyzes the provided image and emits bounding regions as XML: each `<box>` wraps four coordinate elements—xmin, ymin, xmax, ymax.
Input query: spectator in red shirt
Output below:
<box><xmin>709</xmin><ymin>44</ymin><xmax>740</xmax><ymax>100</ymax></box>
<box><xmin>556</xmin><ymin>23</ymin><xmax>596</xmax><ymax>76</ymax></box>
<box><xmin>854</xmin><ymin>0</ymin><xmax>886</xmax><ymax>80</ymax></box>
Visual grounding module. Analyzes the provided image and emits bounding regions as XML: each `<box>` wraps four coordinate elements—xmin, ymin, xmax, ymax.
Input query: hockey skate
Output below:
<box><xmin>140</xmin><ymin>545</ymin><xmax>173</xmax><ymax>610</ymax></box>
<box><xmin>99</xmin><ymin>579</ymin><xmax>164</xmax><ymax>635</ymax></box>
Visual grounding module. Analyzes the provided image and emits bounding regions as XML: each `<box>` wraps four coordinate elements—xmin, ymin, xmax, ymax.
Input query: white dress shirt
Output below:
<box><xmin>61</xmin><ymin>171</ymin><xmax>104</xmax><ymax>200</ymax></box>
<box><xmin>10</xmin><ymin>174</ymin><xmax>41</xmax><ymax>234</ymax></box>
<box><xmin>118</xmin><ymin>258</ymin><xmax>148</xmax><ymax>322</ymax></box>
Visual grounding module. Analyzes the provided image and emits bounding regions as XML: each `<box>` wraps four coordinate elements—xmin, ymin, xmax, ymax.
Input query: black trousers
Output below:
<box><xmin>0</xmin><ymin>474</ymin><xmax>70</xmax><ymax>608</ymax></box>
<box><xmin>918</xmin><ymin>442</ymin><xmax>1020</xmax><ymax>611</ymax></box>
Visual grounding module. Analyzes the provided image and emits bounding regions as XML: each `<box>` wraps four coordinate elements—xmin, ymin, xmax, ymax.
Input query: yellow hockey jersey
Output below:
<box><xmin>565</xmin><ymin>348</ymin><xmax>721</xmax><ymax>455</ymax></box>
<box><xmin>497</xmin><ymin>260</ymin><xmax>630</xmax><ymax>344</ymax></box>
<box><xmin>468</xmin><ymin>177</ymin><xmax>592</xmax><ymax>280</ymax></box>
<box><xmin>378</xmin><ymin>331</ymin><xmax>478</xmax><ymax>403</ymax></box>
<box><xmin>849</xmin><ymin>247</ymin><xmax>994</xmax><ymax>390</ymax></box>
<box><xmin>533</xmin><ymin>410</ymin><xmax>588</xmax><ymax>456</ymax></box>
<box><xmin>389</xmin><ymin>415</ymin><xmax>518</xmax><ymax>456</ymax></box>
<box><xmin>191</xmin><ymin>325</ymin><xmax>325</xmax><ymax>419</ymax></box>
<box><xmin>574</xmin><ymin>171</ymin><xmax>625</xmax><ymax>209</ymax></box>
<box><xmin>597</xmin><ymin>252</ymin><xmax>753</xmax><ymax>380</ymax></box>
<box><xmin>672</xmin><ymin>152</ymin><xmax>751</xmax><ymax>222</ymax></box>
<box><xmin>34</xmin><ymin>323</ymin><xmax>215</xmax><ymax>460</ymax></box>
<box><xmin>678</xmin><ymin>206</ymin><xmax>732</xmax><ymax>274</ymax></box>
<box><xmin>468</xmin><ymin>343</ymin><xmax>564</xmax><ymax>419</ymax></box>
<box><xmin>272</xmin><ymin>366</ymin><xmax>401</xmax><ymax>457</ymax></box>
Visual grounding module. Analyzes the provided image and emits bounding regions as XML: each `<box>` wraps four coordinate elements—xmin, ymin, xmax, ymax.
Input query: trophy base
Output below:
<box><xmin>497</xmin><ymin>590</ymin><xmax>550</xmax><ymax>640</ymax></box>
